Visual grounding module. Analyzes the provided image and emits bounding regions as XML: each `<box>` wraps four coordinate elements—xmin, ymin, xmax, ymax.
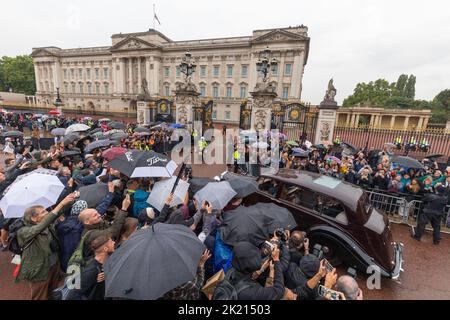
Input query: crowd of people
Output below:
<box><xmin>0</xmin><ymin>111</ymin><xmax>368</xmax><ymax>301</ymax></box>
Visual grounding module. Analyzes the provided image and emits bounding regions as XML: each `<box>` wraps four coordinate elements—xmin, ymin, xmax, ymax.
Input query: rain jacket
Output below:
<box><xmin>56</xmin><ymin>216</ymin><xmax>84</xmax><ymax>272</ymax></box>
<box><xmin>16</xmin><ymin>211</ymin><xmax>62</xmax><ymax>282</ymax></box>
<box><xmin>132</xmin><ymin>189</ymin><xmax>151</xmax><ymax>218</ymax></box>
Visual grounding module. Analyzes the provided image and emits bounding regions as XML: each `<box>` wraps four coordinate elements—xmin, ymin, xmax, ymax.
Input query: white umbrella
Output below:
<box><xmin>0</xmin><ymin>169</ymin><xmax>65</xmax><ymax>218</ymax></box>
<box><xmin>98</xmin><ymin>118</ymin><xmax>111</xmax><ymax>122</ymax></box>
<box><xmin>194</xmin><ymin>181</ymin><xmax>237</xmax><ymax>210</ymax></box>
<box><xmin>251</xmin><ymin>141</ymin><xmax>269</xmax><ymax>149</ymax></box>
<box><xmin>65</xmin><ymin>123</ymin><xmax>90</xmax><ymax>135</ymax></box>
<box><xmin>147</xmin><ymin>177</ymin><xmax>190</xmax><ymax>212</ymax></box>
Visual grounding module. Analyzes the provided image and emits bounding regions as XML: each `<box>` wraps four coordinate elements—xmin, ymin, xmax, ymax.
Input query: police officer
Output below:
<box><xmin>412</xmin><ymin>185</ymin><xmax>448</xmax><ymax>245</ymax></box>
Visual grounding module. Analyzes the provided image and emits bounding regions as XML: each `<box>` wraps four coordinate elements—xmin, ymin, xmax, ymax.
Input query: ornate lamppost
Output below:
<box><xmin>256</xmin><ymin>47</ymin><xmax>278</xmax><ymax>83</ymax></box>
<box><xmin>54</xmin><ymin>87</ymin><xmax>63</xmax><ymax>114</ymax></box>
<box><xmin>179</xmin><ymin>51</ymin><xmax>197</xmax><ymax>82</ymax></box>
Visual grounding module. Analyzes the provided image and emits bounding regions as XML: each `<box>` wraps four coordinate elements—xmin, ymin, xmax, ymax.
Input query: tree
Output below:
<box><xmin>395</xmin><ymin>74</ymin><xmax>408</xmax><ymax>96</ymax></box>
<box><xmin>342</xmin><ymin>79</ymin><xmax>396</xmax><ymax>107</ymax></box>
<box><xmin>0</xmin><ymin>55</ymin><xmax>36</xmax><ymax>95</ymax></box>
<box><xmin>433</xmin><ymin>89</ymin><xmax>450</xmax><ymax>110</ymax></box>
<box><xmin>404</xmin><ymin>75</ymin><xmax>416</xmax><ymax>99</ymax></box>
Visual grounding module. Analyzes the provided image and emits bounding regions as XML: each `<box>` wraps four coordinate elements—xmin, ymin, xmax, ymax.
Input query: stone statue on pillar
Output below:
<box><xmin>137</xmin><ymin>79</ymin><xmax>151</xmax><ymax>102</ymax></box>
<box><xmin>320</xmin><ymin>78</ymin><xmax>338</xmax><ymax>108</ymax></box>
<box><xmin>315</xmin><ymin>78</ymin><xmax>339</xmax><ymax>144</ymax></box>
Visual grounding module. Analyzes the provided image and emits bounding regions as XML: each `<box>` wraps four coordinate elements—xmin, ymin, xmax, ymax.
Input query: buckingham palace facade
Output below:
<box><xmin>31</xmin><ymin>26</ymin><xmax>310</xmax><ymax>125</ymax></box>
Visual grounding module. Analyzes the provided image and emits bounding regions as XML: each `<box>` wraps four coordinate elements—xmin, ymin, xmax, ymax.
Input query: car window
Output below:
<box><xmin>316</xmin><ymin>194</ymin><xmax>348</xmax><ymax>225</ymax></box>
<box><xmin>279</xmin><ymin>183</ymin><xmax>318</xmax><ymax>210</ymax></box>
<box><xmin>258</xmin><ymin>178</ymin><xmax>279</xmax><ymax>197</ymax></box>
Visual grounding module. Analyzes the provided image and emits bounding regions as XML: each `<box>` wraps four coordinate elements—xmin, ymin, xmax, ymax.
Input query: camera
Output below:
<box><xmin>274</xmin><ymin>228</ymin><xmax>288</xmax><ymax>242</ymax></box>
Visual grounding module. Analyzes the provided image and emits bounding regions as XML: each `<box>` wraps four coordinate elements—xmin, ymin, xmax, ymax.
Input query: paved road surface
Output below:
<box><xmin>1</xmin><ymin>164</ymin><xmax>449</xmax><ymax>300</ymax></box>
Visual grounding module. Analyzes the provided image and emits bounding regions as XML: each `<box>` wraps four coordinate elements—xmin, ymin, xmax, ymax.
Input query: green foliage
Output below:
<box><xmin>404</xmin><ymin>75</ymin><xmax>416</xmax><ymax>99</ymax></box>
<box><xmin>0</xmin><ymin>55</ymin><xmax>36</xmax><ymax>95</ymax></box>
<box><xmin>343</xmin><ymin>75</ymin><xmax>449</xmax><ymax>124</ymax></box>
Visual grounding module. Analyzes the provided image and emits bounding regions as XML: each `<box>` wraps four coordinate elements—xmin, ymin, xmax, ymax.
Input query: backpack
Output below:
<box><xmin>212</xmin><ymin>269</ymin><xmax>252</xmax><ymax>300</ymax></box>
<box><xmin>7</xmin><ymin>219</ymin><xmax>40</xmax><ymax>255</ymax></box>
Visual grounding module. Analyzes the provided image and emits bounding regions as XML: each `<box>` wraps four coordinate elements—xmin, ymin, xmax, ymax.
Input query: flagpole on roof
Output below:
<box><xmin>153</xmin><ymin>4</ymin><xmax>156</xmax><ymax>30</ymax></box>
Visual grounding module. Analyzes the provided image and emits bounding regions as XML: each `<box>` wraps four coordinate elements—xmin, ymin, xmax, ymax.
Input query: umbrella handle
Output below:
<box><xmin>171</xmin><ymin>162</ymin><xmax>186</xmax><ymax>194</ymax></box>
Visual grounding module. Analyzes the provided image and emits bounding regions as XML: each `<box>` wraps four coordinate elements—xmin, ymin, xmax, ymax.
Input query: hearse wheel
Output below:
<box><xmin>312</xmin><ymin>237</ymin><xmax>343</xmax><ymax>267</ymax></box>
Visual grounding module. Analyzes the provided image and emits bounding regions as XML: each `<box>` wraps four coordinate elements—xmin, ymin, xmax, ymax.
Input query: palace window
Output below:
<box><xmin>212</xmin><ymin>110</ymin><xmax>217</xmax><ymax>119</ymax></box>
<box><xmin>226</xmin><ymin>86</ymin><xmax>232</xmax><ymax>98</ymax></box>
<box><xmin>227</xmin><ymin>65</ymin><xmax>233</xmax><ymax>78</ymax></box>
<box><xmin>86</xmin><ymin>68</ymin><xmax>91</xmax><ymax>78</ymax></box>
<box><xmin>87</xmin><ymin>83</ymin><xmax>92</xmax><ymax>94</ymax></box>
<box><xmin>240</xmin><ymin>86</ymin><xmax>247</xmax><ymax>99</ymax></box>
<box><xmin>241</xmin><ymin>65</ymin><xmax>248</xmax><ymax>78</ymax></box>
<box><xmin>104</xmin><ymin>68</ymin><xmax>109</xmax><ymax>79</ymax></box>
<box><xmin>200</xmin><ymin>66</ymin><xmax>206</xmax><ymax>78</ymax></box>
<box><xmin>95</xmin><ymin>68</ymin><xmax>100</xmax><ymax>80</ymax></box>
<box><xmin>70</xmin><ymin>69</ymin><xmax>74</xmax><ymax>78</ymax></box>
<box><xmin>72</xmin><ymin>83</ymin><xmax>76</xmax><ymax>94</ymax></box>
<box><xmin>176</xmin><ymin>67</ymin><xmax>181</xmax><ymax>77</ymax></box>
<box><xmin>63</xmin><ymin>69</ymin><xmax>68</xmax><ymax>79</ymax></box>
<box><xmin>282</xmin><ymin>86</ymin><xmax>289</xmax><ymax>99</ymax></box>
<box><xmin>64</xmin><ymin>84</ymin><xmax>68</xmax><ymax>93</ymax></box>
<box><xmin>104</xmin><ymin>83</ymin><xmax>109</xmax><ymax>95</ymax></box>
<box><xmin>225</xmin><ymin>111</ymin><xmax>231</xmax><ymax>120</ymax></box>
<box><xmin>79</xmin><ymin>69</ymin><xmax>83</xmax><ymax>78</ymax></box>
<box><xmin>96</xmin><ymin>83</ymin><xmax>100</xmax><ymax>94</ymax></box>
<box><xmin>284</xmin><ymin>63</ymin><xmax>292</xmax><ymax>76</ymax></box>
<box><xmin>213</xmin><ymin>85</ymin><xmax>219</xmax><ymax>98</ymax></box>
<box><xmin>213</xmin><ymin>66</ymin><xmax>220</xmax><ymax>77</ymax></box>
<box><xmin>165</xmin><ymin>85</ymin><xmax>170</xmax><ymax>96</ymax></box>
<box><xmin>79</xmin><ymin>83</ymin><xmax>83</xmax><ymax>94</ymax></box>
<box><xmin>200</xmin><ymin>86</ymin><xmax>206</xmax><ymax>97</ymax></box>
<box><xmin>164</xmin><ymin>67</ymin><xmax>170</xmax><ymax>77</ymax></box>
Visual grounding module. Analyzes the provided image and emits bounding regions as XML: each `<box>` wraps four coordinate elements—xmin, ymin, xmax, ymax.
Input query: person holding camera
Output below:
<box><xmin>16</xmin><ymin>193</ymin><xmax>77</xmax><ymax>300</ymax></box>
<box><xmin>227</xmin><ymin>241</ymin><xmax>286</xmax><ymax>300</ymax></box>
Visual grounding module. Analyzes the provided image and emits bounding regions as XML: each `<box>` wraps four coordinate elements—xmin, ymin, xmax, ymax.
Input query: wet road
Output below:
<box><xmin>1</xmin><ymin>163</ymin><xmax>449</xmax><ymax>300</ymax></box>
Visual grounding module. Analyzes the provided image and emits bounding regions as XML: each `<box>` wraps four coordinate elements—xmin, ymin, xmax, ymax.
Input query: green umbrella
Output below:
<box><xmin>286</xmin><ymin>140</ymin><xmax>299</xmax><ymax>147</ymax></box>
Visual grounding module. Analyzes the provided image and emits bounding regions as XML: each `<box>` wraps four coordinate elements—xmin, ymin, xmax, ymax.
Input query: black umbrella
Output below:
<box><xmin>425</xmin><ymin>154</ymin><xmax>444</xmax><ymax>161</ymax></box>
<box><xmin>104</xmin><ymin>223</ymin><xmax>205</xmax><ymax>300</ymax></box>
<box><xmin>89</xmin><ymin>128</ymin><xmax>103</xmax><ymax>135</ymax></box>
<box><xmin>188</xmin><ymin>177</ymin><xmax>214</xmax><ymax>197</ymax></box>
<box><xmin>84</xmin><ymin>139</ymin><xmax>114</xmax><ymax>153</ymax></box>
<box><xmin>78</xmin><ymin>183</ymin><xmax>109</xmax><ymax>208</ymax></box>
<box><xmin>110</xmin><ymin>132</ymin><xmax>129</xmax><ymax>141</ymax></box>
<box><xmin>108</xmin><ymin>121</ymin><xmax>125</xmax><ymax>129</ymax></box>
<box><xmin>221</xmin><ymin>172</ymin><xmax>259</xmax><ymax>198</ymax></box>
<box><xmin>108</xmin><ymin>150</ymin><xmax>177</xmax><ymax>178</ymax></box>
<box><xmin>135</xmin><ymin>126</ymin><xmax>150</xmax><ymax>133</ymax></box>
<box><xmin>251</xmin><ymin>202</ymin><xmax>297</xmax><ymax>234</ymax></box>
<box><xmin>341</xmin><ymin>142</ymin><xmax>359</xmax><ymax>155</ymax></box>
<box><xmin>60</xmin><ymin>150</ymin><xmax>81</xmax><ymax>158</ymax></box>
<box><xmin>2</xmin><ymin>131</ymin><xmax>24</xmax><ymax>138</ymax></box>
<box><xmin>219</xmin><ymin>205</ymin><xmax>275</xmax><ymax>247</ymax></box>
<box><xmin>312</xmin><ymin>144</ymin><xmax>327</xmax><ymax>150</ymax></box>
<box><xmin>63</xmin><ymin>133</ymin><xmax>80</xmax><ymax>145</ymax></box>
<box><xmin>392</xmin><ymin>156</ymin><xmax>424</xmax><ymax>169</ymax></box>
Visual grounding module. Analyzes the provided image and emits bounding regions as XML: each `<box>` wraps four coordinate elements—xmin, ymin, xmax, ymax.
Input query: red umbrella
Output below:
<box><xmin>48</xmin><ymin>110</ymin><xmax>60</xmax><ymax>115</ymax></box>
<box><xmin>102</xmin><ymin>147</ymin><xmax>127</xmax><ymax>161</ymax></box>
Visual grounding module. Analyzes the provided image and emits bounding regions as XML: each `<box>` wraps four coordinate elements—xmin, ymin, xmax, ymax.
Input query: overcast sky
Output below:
<box><xmin>1</xmin><ymin>0</ymin><xmax>449</xmax><ymax>104</ymax></box>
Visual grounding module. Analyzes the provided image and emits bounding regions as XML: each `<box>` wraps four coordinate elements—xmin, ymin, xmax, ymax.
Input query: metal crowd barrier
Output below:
<box><xmin>366</xmin><ymin>190</ymin><xmax>450</xmax><ymax>234</ymax></box>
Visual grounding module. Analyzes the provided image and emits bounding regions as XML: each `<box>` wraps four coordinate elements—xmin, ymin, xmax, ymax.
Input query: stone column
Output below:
<box><xmin>422</xmin><ymin>117</ymin><xmax>429</xmax><ymax>130</ymax></box>
<box><xmin>404</xmin><ymin>116</ymin><xmax>410</xmax><ymax>130</ymax></box>
<box><xmin>314</xmin><ymin>100</ymin><xmax>339</xmax><ymax>145</ymax></box>
<box><xmin>137</xmin><ymin>57</ymin><xmax>142</xmax><ymax>92</ymax></box>
<box><xmin>150</xmin><ymin>56</ymin><xmax>160</xmax><ymax>96</ymax></box>
<box><xmin>248</xmin><ymin>52</ymin><xmax>258</xmax><ymax>92</ymax></box>
<box><xmin>417</xmin><ymin>117</ymin><xmax>424</xmax><ymax>130</ymax></box>
<box><xmin>390</xmin><ymin>115</ymin><xmax>396</xmax><ymax>129</ymax></box>
<box><xmin>345</xmin><ymin>113</ymin><xmax>350</xmax><ymax>126</ymax></box>
<box><xmin>250</xmin><ymin>90</ymin><xmax>277</xmax><ymax>132</ymax></box>
<box><xmin>354</xmin><ymin>114</ymin><xmax>360</xmax><ymax>128</ymax></box>
<box><xmin>145</xmin><ymin>57</ymin><xmax>150</xmax><ymax>90</ymax></box>
<box><xmin>369</xmin><ymin>115</ymin><xmax>375</xmax><ymax>127</ymax></box>
<box><xmin>34</xmin><ymin>63</ymin><xmax>40</xmax><ymax>93</ymax></box>
<box><xmin>290</xmin><ymin>52</ymin><xmax>302</xmax><ymax>99</ymax></box>
<box><xmin>128</xmin><ymin>58</ymin><xmax>133</xmax><ymax>94</ymax></box>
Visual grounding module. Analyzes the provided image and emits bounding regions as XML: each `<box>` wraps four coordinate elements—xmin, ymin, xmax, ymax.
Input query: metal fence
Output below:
<box><xmin>333</xmin><ymin>126</ymin><xmax>450</xmax><ymax>160</ymax></box>
<box><xmin>367</xmin><ymin>189</ymin><xmax>450</xmax><ymax>234</ymax></box>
